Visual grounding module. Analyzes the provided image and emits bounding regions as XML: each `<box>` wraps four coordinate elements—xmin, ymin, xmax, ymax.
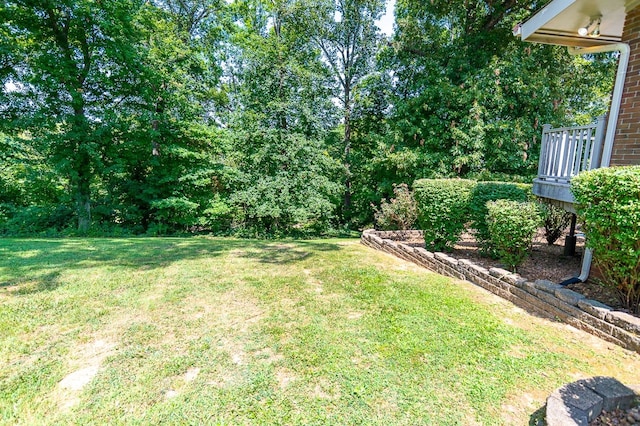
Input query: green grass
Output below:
<box><xmin>1</xmin><ymin>237</ymin><xmax>639</xmax><ymax>425</ymax></box>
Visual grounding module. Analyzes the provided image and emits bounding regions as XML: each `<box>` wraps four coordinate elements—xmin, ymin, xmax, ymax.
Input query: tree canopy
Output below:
<box><xmin>0</xmin><ymin>0</ymin><xmax>617</xmax><ymax>236</ymax></box>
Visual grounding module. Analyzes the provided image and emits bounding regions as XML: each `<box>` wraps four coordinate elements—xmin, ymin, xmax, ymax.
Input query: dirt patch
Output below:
<box><xmin>58</xmin><ymin>366</ymin><xmax>100</xmax><ymax>392</ymax></box>
<box><xmin>399</xmin><ymin>228</ymin><xmax>627</xmax><ymax>312</ymax></box>
<box><xmin>164</xmin><ymin>389</ymin><xmax>179</xmax><ymax>399</ymax></box>
<box><xmin>346</xmin><ymin>311</ymin><xmax>364</xmax><ymax>320</ymax></box>
<box><xmin>190</xmin><ymin>288</ymin><xmax>264</xmax><ymax>331</ymax></box>
<box><xmin>500</xmin><ymin>391</ymin><xmax>549</xmax><ymax>425</ymax></box>
<box><xmin>303</xmin><ymin>269</ymin><xmax>324</xmax><ymax>294</ymax></box>
<box><xmin>310</xmin><ymin>377</ymin><xmax>340</xmax><ymax>400</ymax></box>
<box><xmin>206</xmin><ymin>367</ymin><xmax>244</xmax><ymax>389</ymax></box>
<box><xmin>161</xmin><ymin>367</ymin><xmax>203</xmax><ymax>400</ymax></box>
<box><xmin>53</xmin><ymin>339</ymin><xmax>116</xmax><ymax>411</ymax></box>
<box><xmin>183</xmin><ymin>367</ymin><xmax>200</xmax><ymax>382</ymax></box>
<box><xmin>275</xmin><ymin>367</ymin><xmax>296</xmax><ymax>389</ymax></box>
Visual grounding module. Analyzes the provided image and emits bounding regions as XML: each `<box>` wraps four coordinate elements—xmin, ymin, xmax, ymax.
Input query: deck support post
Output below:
<box><xmin>564</xmin><ymin>214</ymin><xmax>577</xmax><ymax>257</ymax></box>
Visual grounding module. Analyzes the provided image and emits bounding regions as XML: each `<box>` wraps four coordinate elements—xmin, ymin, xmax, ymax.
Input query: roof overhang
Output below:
<box><xmin>521</xmin><ymin>0</ymin><xmax>640</xmax><ymax>47</ymax></box>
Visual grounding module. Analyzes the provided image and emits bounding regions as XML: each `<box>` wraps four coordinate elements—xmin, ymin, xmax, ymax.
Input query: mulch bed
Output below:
<box><xmin>398</xmin><ymin>228</ymin><xmax>625</xmax><ymax>311</ymax></box>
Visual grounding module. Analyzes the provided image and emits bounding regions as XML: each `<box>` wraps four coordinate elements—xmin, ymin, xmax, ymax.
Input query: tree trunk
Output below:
<box><xmin>152</xmin><ymin>86</ymin><xmax>166</xmax><ymax>156</ymax></box>
<box><xmin>72</xmin><ymin>124</ymin><xmax>93</xmax><ymax>234</ymax></box>
<box><xmin>46</xmin><ymin>7</ymin><xmax>94</xmax><ymax>234</ymax></box>
<box><xmin>71</xmin><ymin>91</ymin><xmax>92</xmax><ymax>234</ymax></box>
<box><xmin>75</xmin><ymin>175</ymin><xmax>92</xmax><ymax>234</ymax></box>
<box><xmin>343</xmin><ymin>81</ymin><xmax>352</xmax><ymax>217</ymax></box>
<box><xmin>343</xmin><ymin>114</ymin><xmax>352</xmax><ymax>216</ymax></box>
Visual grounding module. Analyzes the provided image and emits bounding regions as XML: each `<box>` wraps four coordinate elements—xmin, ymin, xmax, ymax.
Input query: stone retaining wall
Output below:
<box><xmin>361</xmin><ymin>229</ymin><xmax>640</xmax><ymax>354</ymax></box>
<box><xmin>546</xmin><ymin>377</ymin><xmax>639</xmax><ymax>425</ymax></box>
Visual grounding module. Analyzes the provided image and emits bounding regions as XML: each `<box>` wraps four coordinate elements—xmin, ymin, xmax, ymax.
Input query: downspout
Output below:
<box><xmin>560</xmin><ymin>42</ymin><xmax>630</xmax><ymax>285</ymax></box>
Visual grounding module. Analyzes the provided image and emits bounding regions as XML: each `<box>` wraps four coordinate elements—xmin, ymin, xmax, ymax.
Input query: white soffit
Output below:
<box><xmin>520</xmin><ymin>0</ymin><xmax>638</xmax><ymax>47</ymax></box>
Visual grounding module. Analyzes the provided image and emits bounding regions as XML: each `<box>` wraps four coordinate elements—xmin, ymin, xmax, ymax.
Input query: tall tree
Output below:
<box><xmin>307</xmin><ymin>0</ymin><xmax>383</xmax><ymax>218</ymax></box>
<box><xmin>223</xmin><ymin>0</ymin><xmax>341</xmax><ymax>234</ymax></box>
<box><xmin>97</xmin><ymin>0</ymin><xmax>229</xmax><ymax>233</ymax></box>
<box><xmin>0</xmin><ymin>0</ymin><xmax>147</xmax><ymax>233</ymax></box>
<box><xmin>385</xmin><ymin>0</ymin><xmax>615</xmax><ymax>178</ymax></box>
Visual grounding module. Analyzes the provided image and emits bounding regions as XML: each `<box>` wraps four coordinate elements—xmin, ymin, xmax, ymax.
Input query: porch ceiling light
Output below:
<box><xmin>578</xmin><ymin>16</ymin><xmax>602</xmax><ymax>38</ymax></box>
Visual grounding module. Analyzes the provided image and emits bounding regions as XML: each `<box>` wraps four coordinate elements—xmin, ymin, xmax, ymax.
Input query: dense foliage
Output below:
<box><xmin>468</xmin><ymin>182</ymin><xmax>533</xmax><ymax>255</ymax></box>
<box><xmin>0</xmin><ymin>0</ymin><xmax>617</xmax><ymax>236</ymax></box>
<box><xmin>413</xmin><ymin>179</ymin><xmax>475</xmax><ymax>251</ymax></box>
<box><xmin>572</xmin><ymin>166</ymin><xmax>640</xmax><ymax>314</ymax></box>
<box><xmin>373</xmin><ymin>183</ymin><xmax>417</xmax><ymax>230</ymax></box>
<box><xmin>486</xmin><ymin>200</ymin><xmax>541</xmax><ymax>270</ymax></box>
<box><xmin>413</xmin><ymin>179</ymin><xmax>534</xmax><ymax>253</ymax></box>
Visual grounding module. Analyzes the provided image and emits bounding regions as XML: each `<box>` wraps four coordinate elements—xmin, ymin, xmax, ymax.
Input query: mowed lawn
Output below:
<box><xmin>1</xmin><ymin>238</ymin><xmax>639</xmax><ymax>425</ymax></box>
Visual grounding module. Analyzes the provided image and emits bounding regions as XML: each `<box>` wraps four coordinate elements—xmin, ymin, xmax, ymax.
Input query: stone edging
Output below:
<box><xmin>361</xmin><ymin>229</ymin><xmax>640</xmax><ymax>354</ymax></box>
<box><xmin>546</xmin><ymin>377</ymin><xmax>639</xmax><ymax>425</ymax></box>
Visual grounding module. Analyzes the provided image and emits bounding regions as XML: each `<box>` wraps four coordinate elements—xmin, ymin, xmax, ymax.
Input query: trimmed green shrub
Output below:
<box><xmin>539</xmin><ymin>201</ymin><xmax>572</xmax><ymax>245</ymax></box>
<box><xmin>374</xmin><ymin>183</ymin><xmax>418</xmax><ymax>230</ymax></box>
<box><xmin>469</xmin><ymin>182</ymin><xmax>533</xmax><ymax>255</ymax></box>
<box><xmin>486</xmin><ymin>200</ymin><xmax>541</xmax><ymax>271</ymax></box>
<box><xmin>464</xmin><ymin>171</ymin><xmax>536</xmax><ymax>184</ymax></box>
<box><xmin>413</xmin><ymin>179</ymin><xmax>475</xmax><ymax>251</ymax></box>
<box><xmin>572</xmin><ymin>166</ymin><xmax>640</xmax><ymax>314</ymax></box>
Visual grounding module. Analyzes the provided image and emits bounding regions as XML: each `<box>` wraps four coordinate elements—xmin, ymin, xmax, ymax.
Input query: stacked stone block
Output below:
<box><xmin>361</xmin><ymin>230</ymin><xmax>640</xmax><ymax>353</ymax></box>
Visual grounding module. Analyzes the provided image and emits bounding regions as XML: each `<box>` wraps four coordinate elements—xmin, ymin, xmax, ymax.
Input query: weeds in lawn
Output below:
<box><xmin>1</xmin><ymin>237</ymin><xmax>640</xmax><ymax>425</ymax></box>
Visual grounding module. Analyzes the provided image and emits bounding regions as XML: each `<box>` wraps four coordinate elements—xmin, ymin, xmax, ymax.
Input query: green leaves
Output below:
<box><xmin>228</xmin><ymin>128</ymin><xmax>341</xmax><ymax>236</ymax></box>
<box><xmin>572</xmin><ymin>166</ymin><xmax>640</xmax><ymax>313</ymax></box>
<box><xmin>381</xmin><ymin>0</ymin><xmax>616</xmax><ymax>190</ymax></box>
<box><xmin>1</xmin><ymin>0</ymin><xmax>153</xmax><ymax>232</ymax></box>
<box><xmin>373</xmin><ymin>183</ymin><xmax>417</xmax><ymax>230</ymax></box>
<box><xmin>413</xmin><ymin>178</ymin><xmax>475</xmax><ymax>251</ymax></box>
<box><xmin>467</xmin><ymin>181</ymin><xmax>532</xmax><ymax>253</ymax></box>
<box><xmin>486</xmin><ymin>199</ymin><xmax>541</xmax><ymax>271</ymax></box>
<box><xmin>220</xmin><ymin>0</ymin><xmax>343</xmax><ymax>235</ymax></box>
<box><xmin>0</xmin><ymin>0</ymin><xmax>622</xmax><ymax>236</ymax></box>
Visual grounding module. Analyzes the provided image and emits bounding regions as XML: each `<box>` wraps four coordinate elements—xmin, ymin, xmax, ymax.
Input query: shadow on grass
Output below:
<box><xmin>238</xmin><ymin>241</ymin><xmax>341</xmax><ymax>264</ymax></box>
<box><xmin>2</xmin><ymin>271</ymin><xmax>63</xmax><ymax>295</ymax></box>
<box><xmin>0</xmin><ymin>237</ymin><xmax>344</xmax><ymax>294</ymax></box>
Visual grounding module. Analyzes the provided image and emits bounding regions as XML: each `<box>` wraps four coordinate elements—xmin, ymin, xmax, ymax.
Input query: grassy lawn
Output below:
<box><xmin>1</xmin><ymin>238</ymin><xmax>639</xmax><ymax>425</ymax></box>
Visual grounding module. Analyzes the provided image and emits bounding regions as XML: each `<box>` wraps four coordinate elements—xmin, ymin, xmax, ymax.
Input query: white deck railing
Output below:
<box><xmin>537</xmin><ymin>115</ymin><xmax>606</xmax><ymax>183</ymax></box>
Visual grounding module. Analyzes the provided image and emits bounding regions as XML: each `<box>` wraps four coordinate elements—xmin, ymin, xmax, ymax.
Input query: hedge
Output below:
<box><xmin>413</xmin><ymin>179</ymin><xmax>533</xmax><ymax>252</ymax></box>
<box><xmin>486</xmin><ymin>200</ymin><xmax>541</xmax><ymax>270</ymax></box>
<box><xmin>413</xmin><ymin>179</ymin><xmax>475</xmax><ymax>251</ymax></box>
<box><xmin>571</xmin><ymin>166</ymin><xmax>640</xmax><ymax>314</ymax></box>
<box><xmin>468</xmin><ymin>182</ymin><xmax>533</xmax><ymax>255</ymax></box>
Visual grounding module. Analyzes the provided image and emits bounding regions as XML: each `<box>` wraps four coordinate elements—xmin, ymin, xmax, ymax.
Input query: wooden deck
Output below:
<box><xmin>533</xmin><ymin>115</ymin><xmax>606</xmax><ymax>210</ymax></box>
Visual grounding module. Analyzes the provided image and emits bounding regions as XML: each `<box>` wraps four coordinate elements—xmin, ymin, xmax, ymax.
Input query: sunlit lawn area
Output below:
<box><xmin>1</xmin><ymin>237</ymin><xmax>639</xmax><ymax>425</ymax></box>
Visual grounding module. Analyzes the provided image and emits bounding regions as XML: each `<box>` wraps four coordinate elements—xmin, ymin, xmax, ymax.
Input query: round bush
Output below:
<box><xmin>486</xmin><ymin>200</ymin><xmax>541</xmax><ymax>271</ymax></box>
<box><xmin>469</xmin><ymin>182</ymin><xmax>532</xmax><ymax>255</ymax></box>
<box><xmin>413</xmin><ymin>179</ymin><xmax>475</xmax><ymax>251</ymax></box>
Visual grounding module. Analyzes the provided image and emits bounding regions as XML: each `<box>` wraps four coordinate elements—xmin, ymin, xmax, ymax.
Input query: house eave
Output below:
<box><xmin>520</xmin><ymin>0</ymin><xmax>638</xmax><ymax>48</ymax></box>
<box><xmin>525</xmin><ymin>32</ymin><xmax>622</xmax><ymax>47</ymax></box>
<box><xmin>521</xmin><ymin>0</ymin><xmax>578</xmax><ymax>43</ymax></box>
